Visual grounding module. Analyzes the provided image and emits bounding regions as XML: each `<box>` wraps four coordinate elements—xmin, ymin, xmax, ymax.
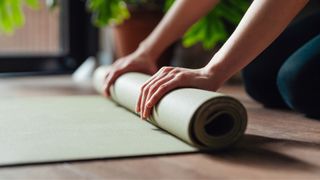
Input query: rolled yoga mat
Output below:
<box><xmin>94</xmin><ymin>66</ymin><xmax>247</xmax><ymax>149</ymax></box>
<box><xmin>0</xmin><ymin>66</ymin><xmax>247</xmax><ymax>166</ymax></box>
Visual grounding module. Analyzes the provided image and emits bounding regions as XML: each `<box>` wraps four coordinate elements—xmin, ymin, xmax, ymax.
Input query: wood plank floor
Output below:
<box><xmin>0</xmin><ymin>75</ymin><xmax>319</xmax><ymax>179</ymax></box>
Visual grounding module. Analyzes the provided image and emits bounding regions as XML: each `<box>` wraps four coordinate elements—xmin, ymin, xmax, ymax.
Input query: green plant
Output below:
<box><xmin>1</xmin><ymin>0</ymin><xmax>250</xmax><ymax>50</ymax></box>
<box><xmin>166</xmin><ymin>0</ymin><xmax>250</xmax><ymax>49</ymax></box>
<box><xmin>87</xmin><ymin>0</ymin><xmax>129</xmax><ymax>26</ymax></box>
<box><xmin>0</xmin><ymin>0</ymin><xmax>39</xmax><ymax>34</ymax></box>
<box><xmin>88</xmin><ymin>0</ymin><xmax>250</xmax><ymax>49</ymax></box>
<box><xmin>87</xmin><ymin>0</ymin><xmax>163</xmax><ymax>26</ymax></box>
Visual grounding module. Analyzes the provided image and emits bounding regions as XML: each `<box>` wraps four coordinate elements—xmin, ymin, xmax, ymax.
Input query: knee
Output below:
<box><xmin>277</xmin><ymin>66</ymin><xmax>298</xmax><ymax>109</ymax></box>
<box><xmin>277</xmin><ymin>64</ymin><xmax>320</xmax><ymax>118</ymax></box>
<box><xmin>277</xmin><ymin>35</ymin><xmax>320</xmax><ymax>118</ymax></box>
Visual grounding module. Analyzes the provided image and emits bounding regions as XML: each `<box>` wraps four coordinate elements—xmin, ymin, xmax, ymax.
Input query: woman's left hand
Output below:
<box><xmin>136</xmin><ymin>66</ymin><xmax>222</xmax><ymax>119</ymax></box>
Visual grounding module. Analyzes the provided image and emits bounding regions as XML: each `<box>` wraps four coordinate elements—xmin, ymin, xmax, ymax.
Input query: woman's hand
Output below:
<box><xmin>136</xmin><ymin>66</ymin><xmax>222</xmax><ymax>119</ymax></box>
<box><xmin>103</xmin><ymin>48</ymin><xmax>158</xmax><ymax>97</ymax></box>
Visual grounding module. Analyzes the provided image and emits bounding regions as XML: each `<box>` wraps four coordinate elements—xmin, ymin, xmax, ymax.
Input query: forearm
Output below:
<box><xmin>139</xmin><ymin>0</ymin><xmax>220</xmax><ymax>60</ymax></box>
<box><xmin>205</xmin><ymin>0</ymin><xmax>308</xmax><ymax>85</ymax></box>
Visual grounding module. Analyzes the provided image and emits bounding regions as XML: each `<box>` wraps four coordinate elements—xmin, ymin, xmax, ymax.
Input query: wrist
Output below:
<box><xmin>137</xmin><ymin>40</ymin><xmax>162</xmax><ymax>63</ymax></box>
<box><xmin>138</xmin><ymin>38</ymin><xmax>165</xmax><ymax>61</ymax></box>
<box><xmin>202</xmin><ymin>63</ymin><xmax>228</xmax><ymax>88</ymax></box>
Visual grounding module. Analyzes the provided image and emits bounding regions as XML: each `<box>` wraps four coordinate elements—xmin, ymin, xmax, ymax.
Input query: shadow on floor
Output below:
<box><xmin>205</xmin><ymin>134</ymin><xmax>320</xmax><ymax>171</ymax></box>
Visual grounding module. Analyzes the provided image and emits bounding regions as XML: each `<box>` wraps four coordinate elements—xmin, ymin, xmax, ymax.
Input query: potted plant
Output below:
<box><xmin>87</xmin><ymin>0</ymin><xmax>172</xmax><ymax>67</ymax></box>
<box><xmin>88</xmin><ymin>0</ymin><xmax>249</xmax><ymax>55</ymax></box>
<box><xmin>163</xmin><ymin>0</ymin><xmax>250</xmax><ymax>69</ymax></box>
<box><xmin>0</xmin><ymin>0</ymin><xmax>39</xmax><ymax>34</ymax></box>
<box><xmin>1</xmin><ymin>0</ymin><xmax>249</xmax><ymax>68</ymax></box>
<box><xmin>87</xmin><ymin>0</ymin><xmax>249</xmax><ymax>67</ymax></box>
<box><xmin>164</xmin><ymin>0</ymin><xmax>250</xmax><ymax>50</ymax></box>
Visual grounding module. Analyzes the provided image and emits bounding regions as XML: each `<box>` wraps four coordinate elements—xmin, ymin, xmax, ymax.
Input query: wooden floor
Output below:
<box><xmin>0</xmin><ymin>75</ymin><xmax>320</xmax><ymax>179</ymax></box>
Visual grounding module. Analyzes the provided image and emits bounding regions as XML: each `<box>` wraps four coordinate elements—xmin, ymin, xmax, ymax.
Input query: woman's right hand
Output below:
<box><xmin>103</xmin><ymin>48</ymin><xmax>158</xmax><ymax>97</ymax></box>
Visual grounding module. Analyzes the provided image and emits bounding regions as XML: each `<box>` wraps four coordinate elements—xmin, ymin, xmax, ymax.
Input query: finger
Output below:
<box><xmin>102</xmin><ymin>70</ymin><xmax>113</xmax><ymax>97</ymax></box>
<box><xmin>139</xmin><ymin>70</ymin><xmax>171</xmax><ymax>118</ymax></box>
<box><xmin>103</xmin><ymin>68</ymin><xmax>112</xmax><ymax>81</ymax></box>
<box><xmin>144</xmin><ymin>73</ymin><xmax>175</xmax><ymax>110</ymax></box>
<box><xmin>104</xmin><ymin>69</ymin><xmax>123</xmax><ymax>97</ymax></box>
<box><xmin>104</xmin><ymin>72</ymin><xmax>110</xmax><ymax>81</ymax></box>
<box><xmin>139</xmin><ymin>87</ymin><xmax>150</xmax><ymax>119</ymax></box>
<box><xmin>136</xmin><ymin>73</ymin><xmax>160</xmax><ymax>113</ymax></box>
<box><xmin>141</xmin><ymin>68</ymin><xmax>177</xmax><ymax>114</ymax></box>
<box><xmin>143</xmin><ymin>75</ymin><xmax>175</xmax><ymax>118</ymax></box>
<box><xmin>136</xmin><ymin>67</ymin><xmax>170</xmax><ymax>113</ymax></box>
<box><xmin>143</xmin><ymin>78</ymin><xmax>179</xmax><ymax>118</ymax></box>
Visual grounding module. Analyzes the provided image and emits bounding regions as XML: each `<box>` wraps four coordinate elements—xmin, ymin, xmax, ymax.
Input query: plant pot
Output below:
<box><xmin>112</xmin><ymin>8</ymin><xmax>174</xmax><ymax>68</ymax></box>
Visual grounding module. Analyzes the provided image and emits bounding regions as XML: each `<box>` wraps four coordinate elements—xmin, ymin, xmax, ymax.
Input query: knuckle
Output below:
<box><xmin>148</xmin><ymin>97</ymin><xmax>156</xmax><ymax>105</ymax></box>
<box><xmin>161</xmin><ymin>66</ymin><xmax>173</xmax><ymax>73</ymax></box>
<box><xmin>159</xmin><ymin>84</ymin><xmax>168</xmax><ymax>91</ymax></box>
<box><xmin>140</xmin><ymin>83</ymin><xmax>150</xmax><ymax>92</ymax></box>
<box><xmin>159</xmin><ymin>67</ymin><xmax>166</xmax><ymax>72</ymax></box>
<box><xmin>149</xmin><ymin>85</ymin><xmax>158</xmax><ymax>93</ymax></box>
<box><xmin>170</xmin><ymin>68</ymin><xmax>179</xmax><ymax>74</ymax></box>
<box><xmin>114</xmin><ymin>69</ymin><xmax>122</xmax><ymax>75</ymax></box>
<box><xmin>147</xmin><ymin>103</ymin><xmax>153</xmax><ymax>108</ymax></box>
<box><xmin>175</xmin><ymin>73</ymin><xmax>185</xmax><ymax>80</ymax></box>
<box><xmin>150</xmin><ymin>94</ymin><xmax>161</xmax><ymax>104</ymax></box>
<box><xmin>142</xmin><ymin>86</ymin><xmax>150</xmax><ymax>95</ymax></box>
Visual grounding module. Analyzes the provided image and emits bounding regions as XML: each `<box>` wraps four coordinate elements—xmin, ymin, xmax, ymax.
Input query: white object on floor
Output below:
<box><xmin>72</xmin><ymin>56</ymin><xmax>97</xmax><ymax>84</ymax></box>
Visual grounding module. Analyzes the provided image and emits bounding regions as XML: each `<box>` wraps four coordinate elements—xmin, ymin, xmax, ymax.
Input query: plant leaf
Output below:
<box><xmin>168</xmin><ymin>0</ymin><xmax>250</xmax><ymax>49</ymax></box>
<box><xmin>25</xmin><ymin>0</ymin><xmax>40</xmax><ymax>9</ymax></box>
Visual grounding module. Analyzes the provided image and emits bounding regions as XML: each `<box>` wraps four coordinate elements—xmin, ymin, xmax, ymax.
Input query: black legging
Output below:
<box><xmin>242</xmin><ymin>12</ymin><xmax>320</xmax><ymax>119</ymax></box>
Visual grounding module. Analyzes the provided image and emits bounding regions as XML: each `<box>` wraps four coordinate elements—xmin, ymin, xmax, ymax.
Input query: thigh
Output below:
<box><xmin>277</xmin><ymin>34</ymin><xmax>320</xmax><ymax>119</ymax></box>
<box><xmin>242</xmin><ymin>12</ymin><xmax>320</xmax><ymax>108</ymax></box>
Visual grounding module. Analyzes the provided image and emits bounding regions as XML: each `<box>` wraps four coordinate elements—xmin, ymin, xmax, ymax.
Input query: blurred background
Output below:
<box><xmin>0</xmin><ymin>0</ymin><xmax>250</xmax><ymax>78</ymax></box>
<box><xmin>0</xmin><ymin>0</ymin><xmax>319</xmax><ymax>81</ymax></box>
<box><xmin>0</xmin><ymin>0</ymin><xmax>98</xmax><ymax>75</ymax></box>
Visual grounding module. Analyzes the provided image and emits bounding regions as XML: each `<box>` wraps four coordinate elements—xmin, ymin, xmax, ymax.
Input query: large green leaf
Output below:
<box><xmin>169</xmin><ymin>0</ymin><xmax>250</xmax><ymax>50</ymax></box>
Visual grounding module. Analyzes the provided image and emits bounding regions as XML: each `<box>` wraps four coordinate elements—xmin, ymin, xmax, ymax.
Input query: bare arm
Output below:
<box><xmin>141</xmin><ymin>0</ymin><xmax>221</xmax><ymax>60</ymax></box>
<box><xmin>204</xmin><ymin>0</ymin><xmax>309</xmax><ymax>85</ymax></box>
<box><xmin>138</xmin><ymin>0</ymin><xmax>309</xmax><ymax>118</ymax></box>
<box><xmin>104</xmin><ymin>0</ymin><xmax>220</xmax><ymax>95</ymax></box>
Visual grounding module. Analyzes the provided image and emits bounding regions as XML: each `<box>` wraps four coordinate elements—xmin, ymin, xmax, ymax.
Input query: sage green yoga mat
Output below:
<box><xmin>0</xmin><ymin>67</ymin><xmax>247</xmax><ymax>166</ymax></box>
<box><xmin>0</xmin><ymin>96</ymin><xmax>194</xmax><ymax>166</ymax></box>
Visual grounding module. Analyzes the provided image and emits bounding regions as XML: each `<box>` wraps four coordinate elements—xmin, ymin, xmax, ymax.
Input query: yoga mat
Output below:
<box><xmin>0</xmin><ymin>66</ymin><xmax>247</xmax><ymax>166</ymax></box>
<box><xmin>94</xmin><ymin>67</ymin><xmax>247</xmax><ymax>149</ymax></box>
<box><xmin>0</xmin><ymin>96</ymin><xmax>194</xmax><ymax>166</ymax></box>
